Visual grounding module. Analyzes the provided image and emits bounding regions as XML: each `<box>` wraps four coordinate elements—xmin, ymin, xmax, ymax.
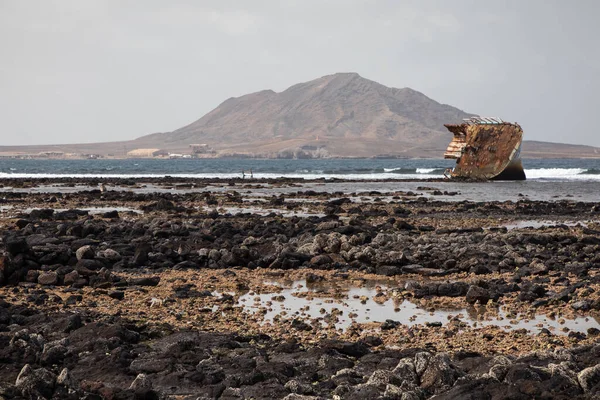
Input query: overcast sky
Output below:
<box><xmin>1</xmin><ymin>0</ymin><xmax>599</xmax><ymax>146</ymax></box>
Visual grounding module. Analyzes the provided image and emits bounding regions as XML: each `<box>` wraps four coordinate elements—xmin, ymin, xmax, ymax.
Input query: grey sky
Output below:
<box><xmin>1</xmin><ymin>0</ymin><xmax>599</xmax><ymax>146</ymax></box>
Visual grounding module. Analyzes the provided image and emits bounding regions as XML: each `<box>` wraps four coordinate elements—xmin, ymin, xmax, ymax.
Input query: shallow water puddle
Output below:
<box><xmin>238</xmin><ymin>280</ymin><xmax>600</xmax><ymax>335</ymax></box>
<box><xmin>502</xmin><ymin>220</ymin><xmax>591</xmax><ymax>230</ymax></box>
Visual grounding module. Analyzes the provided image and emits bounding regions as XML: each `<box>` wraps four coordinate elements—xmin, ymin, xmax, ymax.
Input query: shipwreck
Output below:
<box><xmin>444</xmin><ymin>117</ymin><xmax>526</xmax><ymax>181</ymax></box>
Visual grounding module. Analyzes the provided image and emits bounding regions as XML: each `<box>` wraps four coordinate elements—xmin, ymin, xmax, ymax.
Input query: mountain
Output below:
<box><xmin>134</xmin><ymin>72</ymin><xmax>473</xmax><ymax>158</ymax></box>
<box><xmin>1</xmin><ymin>72</ymin><xmax>599</xmax><ymax>159</ymax></box>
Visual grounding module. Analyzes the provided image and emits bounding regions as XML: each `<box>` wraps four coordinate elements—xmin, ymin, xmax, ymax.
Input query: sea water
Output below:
<box><xmin>0</xmin><ymin>158</ymin><xmax>599</xmax><ymax>181</ymax></box>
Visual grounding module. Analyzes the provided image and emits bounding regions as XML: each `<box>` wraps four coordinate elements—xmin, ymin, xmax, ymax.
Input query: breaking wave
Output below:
<box><xmin>524</xmin><ymin>168</ymin><xmax>600</xmax><ymax>180</ymax></box>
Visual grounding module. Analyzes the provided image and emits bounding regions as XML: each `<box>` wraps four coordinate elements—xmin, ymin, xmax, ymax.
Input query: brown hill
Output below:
<box><xmin>137</xmin><ymin>72</ymin><xmax>473</xmax><ymax>158</ymax></box>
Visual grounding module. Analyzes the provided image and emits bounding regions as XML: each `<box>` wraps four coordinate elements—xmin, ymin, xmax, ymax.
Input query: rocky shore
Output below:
<box><xmin>1</xmin><ymin>178</ymin><xmax>600</xmax><ymax>399</ymax></box>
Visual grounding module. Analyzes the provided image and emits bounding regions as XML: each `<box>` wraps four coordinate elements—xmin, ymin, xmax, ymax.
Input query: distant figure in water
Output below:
<box><xmin>242</xmin><ymin>170</ymin><xmax>246</xmax><ymax>179</ymax></box>
<box><xmin>250</xmin><ymin>169</ymin><xmax>253</xmax><ymax>178</ymax></box>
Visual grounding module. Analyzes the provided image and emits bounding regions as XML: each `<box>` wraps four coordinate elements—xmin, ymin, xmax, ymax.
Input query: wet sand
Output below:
<box><xmin>1</xmin><ymin>177</ymin><xmax>600</xmax><ymax>399</ymax></box>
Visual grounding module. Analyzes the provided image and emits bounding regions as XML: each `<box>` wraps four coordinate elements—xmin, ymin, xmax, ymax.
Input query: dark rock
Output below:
<box><xmin>102</xmin><ymin>210</ymin><xmax>120</xmax><ymax>219</ymax></box>
<box><xmin>402</xmin><ymin>264</ymin><xmax>448</xmax><ymax>276</ymax></box>
<box><xmin>173</xmin><ymin>284</ymin><xmax>212</xmax><ymax>298</ymax></box>
<box><xmin>96</xmin><ymin>248</ymin><xmax>122</xmax><ymax>262</ymax></box>
<box><xmin>290</xmin><ymin>319</ymin><xmax>312</xmax><ymax>331</ymax></box>
<box><xmin>393</xmin><ymin>207</ymin><xmax>411</xmax><ymax>216</ymax></box>
<box><xmin>504</xmin><ymin>364</ymin><xmax>541</xmax><ymax>384</ymax></box>
<box><xmin>29</xmin><ymin>208</ymin><xmax>54</xmax><ymax>220</ymax></box>
<box><xmin>6</xmin><ymin>236</ymin><xmax>29</xmax><ymax>255</ymax></box>
<box><xmin>568</xmin><ymin>331</ymin><xmax>586</xmax><ymax>340</ymax></box>
<box><xmin>109</xmin><ymin>291</ymin><xmax>125</xmax><ymax>300</ymax></box>
<box><xmin>381</xmin><ymin>319</ymin><xmax>401</xmax><ymax>330</ymax></box>
<box><xmin>395</xmin><ymin>220</ymin><xmax>416</xmax><ymax>230</ymax></box>
<box><xmin>76</xmin><ymin>259</ymin><xmax>104</xmax><ymax>271</ymax></box>
<box><xmin>420</xmin><ymin>353</ymin><xmax>461</xmax><ymax>392</ymax></box>
<box><xmin>578</xmin><ymin>364</ymin><xmax>600</xmax><ymax>393</ymax></box>
<box><xmin>130</xmin><ymin>358</ymin><xmax>170</xmax><ymax>374</ymax></box>
<box><xmin>309</xmin><ymin>255</ymin><xmax>332</xmax><ymax>267</ymax></box>
<box><xmin>65</xmin><ymin>295</ymin><xmax>83</xmax><ymax>306</ymax></box>
<box><xmin>375</xmin><ymin>265</ymin><xmax>402</xmax><ymax>276</ymax></box>
<box><xmin>465</xmin><ymin>286</ymin><xmax>490</xmax><ymax>305</ymax></box>
<box><xmin>438</xmin><ymin>282</ymin><xmax>469</xmax><ymax>297</ymax></box>
<box><xmin>15</xmin><ymin>219</ymin><xmax>31</xmax><ymax>229</ymax></box>
<box><xmin>305</xmin><ymin>272</ymin><xmax>326</xmax><ymax>283</ymax></box>
<box><xmin>64</xmin><ymin>314</ymin><xmax>83</xmax><ymax>332</ymax></box>
<box><xmin>571</xmin><ymin>300</ymin><xmax>591</xmax><ymax>311</ymax></box>
<box><xmin>63</xmin><ymin>270</ymin><xmax>80</xmax><ymax>285</ymax></box>
<box><xmin>76</xmin><ymin>245</ymin><xmax>95</xmax><ymax>260</ymax></box>
<box><xmin>323</xmin><ymin>340</ymin><xmax>370</xmax><ymax>358</ymax></box>
<box><xmin>41</xmin><ymin>344</ymin><xmax>68</xmax><ymax>366</ymax></box>
<box><xmin>25</xmin><ymin>269</ymin><xmax>40</xmax><ymax>283</ymax></box>
<box><xmin>129</xmin><ymin>276</ymin><xmax>161</xmax><ymax>287</ymax></box>
<box><xmin>14</xmin><ymin>364</ymin><xmax>56</xmax><ymax>398</ymax></box>
<box><xmin>133</xmin><ymin>243</ymin><xmax>152</xmax><ymax>266</ymax></box>
<box><xmin>363</xmin><ymin>336</ymin><xmax>383</xmax><ymax>347</ymax></box>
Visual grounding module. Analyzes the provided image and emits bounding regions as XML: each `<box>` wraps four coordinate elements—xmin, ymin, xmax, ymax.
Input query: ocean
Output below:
<box><xmin>1</xmin><ymin>158</ymin><xmax>600</xmax><ymax>181</ymax></box>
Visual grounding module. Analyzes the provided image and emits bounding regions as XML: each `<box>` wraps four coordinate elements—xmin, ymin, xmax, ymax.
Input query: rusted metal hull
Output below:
<box><xmin>444</xmin><ymin>118</ymin><xmax>526</xmax><ymax>181</ymax></box>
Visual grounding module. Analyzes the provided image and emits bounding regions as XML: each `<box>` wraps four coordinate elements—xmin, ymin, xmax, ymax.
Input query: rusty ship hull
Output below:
<box><xmin>444</xmin><ymin>117</ymin><xmax>526</xmax><ymax>181</ymax></box>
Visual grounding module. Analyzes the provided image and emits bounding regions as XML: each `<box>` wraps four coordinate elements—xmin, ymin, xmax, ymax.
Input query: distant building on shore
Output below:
<box><xmin>189</xmin><ymin>144</ymin><xmax>215</xmax><ymax>155</ymax></box>
<box><xmin>126</xmin><ymin>148</ymin><xmax>169</xmax><ymax>158</ymax></box>
<box><xmin>38</xmin><ymin>151</ymin><xmax>65</xmax><ymax>158</ymax></box>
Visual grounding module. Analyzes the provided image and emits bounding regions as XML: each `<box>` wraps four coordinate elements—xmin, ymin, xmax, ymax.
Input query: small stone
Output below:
<box><xmin>291</xmin><ymin>319</ymin><xmax>312</xmax><ymax>331</ymax></box>
<box><xmin>393</xmin><ymin>358</ymin><xmax>418</xmax><ymax>384</ymax></box>
<box><xmin>63</xmin><ymin>270</ymin><xmax>80</xmax><ymax>286</ymax></box>
<box><xmin>381</xmin><ymin>319</ymin><xmax>401</xmax><ymax>330</ymax></box>
<box><xmin>96</xmin><ymin>248</ymin><xmax>121</xmax><ymax>262</ymax></box>
<box><xmin>102</xmin><ymin>210</ymin><xmax>120</xmax><ymax>219</ymax></box>
<box><xmin>75</xmin><ymin>245</ymin><xmax>95</xmax><ymax>260</ymax></box>
<box><xmin>41</xmin><ymin>343</ymin><xmax>68</xmax><ymax>365</ymax></box>
<box><xmin>129</xmin><ymin>373</ymin><xmax>152</xmax><ymax>390</ymax></box>
<box><xmin>465</xmin><ymin>285</ymin><xmax>490</xmax><ymax>304</ymax></box>
<box><xmin>56</xmin><ymin>368</ymin><xmax>74</xmax><ymax>387</ymax></box>
<box><xmin>129</xmin><ymin>276</ymin><xmax>160</xmax><ymax>287</ymax></box>
<box><xmin>25</xmin><ymin>269</ymin><xmax>40</xmax><ymax>283</ymax></box>
<box><xmin>108</xmin><ymin>291</ymin><xmax>125</xmax><ymax>300</ymax></box>
<box><xmin>37</xmin><ymin>272</ymin><xmax>58</xmax><ymax>286</ymax></box>
<box><xmin>587</xmin><ymin>327</ymin><xmax>600</xmax><ymax>336</ymax></box>
<box><xmin>572</xmin><ymin>300</ymin><xmax>591</xmax><ymax>311</ymax></box>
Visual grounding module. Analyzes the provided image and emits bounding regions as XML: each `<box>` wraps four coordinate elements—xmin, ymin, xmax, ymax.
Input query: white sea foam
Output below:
<box><xmin>524</xmin><ymin>168</ymin><xmax>597</xmax><ymax>180</ymax></box>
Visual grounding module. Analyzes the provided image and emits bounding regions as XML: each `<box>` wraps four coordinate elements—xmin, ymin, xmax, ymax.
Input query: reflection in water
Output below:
<box><xmin>238</xmin><ymin>280</ymin><xmax>600</xmax><ymax>336</ymax></box>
